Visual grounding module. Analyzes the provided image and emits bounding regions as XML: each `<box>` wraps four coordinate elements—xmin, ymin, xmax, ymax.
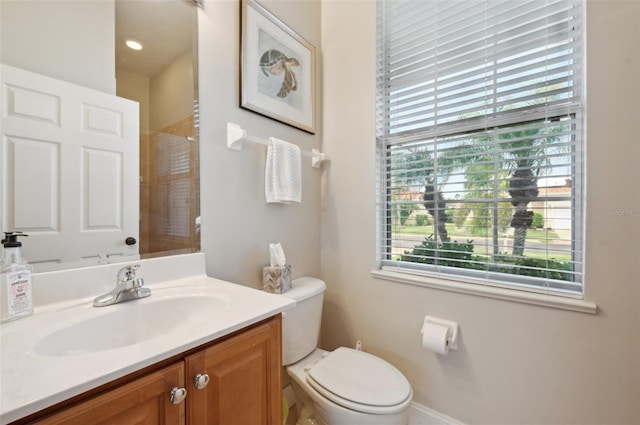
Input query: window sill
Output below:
<box><xmin>371</xmin><ymin>269</ymin><xmax>597</xmax><ymax>315</ymax></box>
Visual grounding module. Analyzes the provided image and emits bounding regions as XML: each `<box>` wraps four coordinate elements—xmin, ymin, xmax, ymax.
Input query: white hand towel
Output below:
<box><xmin>265</xmin><ymin>137</ymin><xmax>302</xmax><ymax>203</ymax></box>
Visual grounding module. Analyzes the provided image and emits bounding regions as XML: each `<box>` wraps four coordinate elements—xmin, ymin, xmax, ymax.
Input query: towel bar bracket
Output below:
<box><xmin>311</xmin><ymin>149</ymin><xmax>326</xmax><ymax>169</ymax></box>
<box><xmin>227</xmin><ymin>122</ymin><xmax>247</xmax><ymax>151</ymax></box>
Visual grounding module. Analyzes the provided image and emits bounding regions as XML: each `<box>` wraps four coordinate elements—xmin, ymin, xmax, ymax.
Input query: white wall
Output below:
<box><xmin>320</xmin><ymin>1</ymin><xmax>640</xmax><ymax>424</ymax></box>
<box><xmin>198</xmin><ymin>0</ymin><xmax>322</xmax><ymax>286</ymax></box>
<box><xmin>0</xmin><ymin>0</ymin><xmax>115</xmax><ymax>94</ymax></box>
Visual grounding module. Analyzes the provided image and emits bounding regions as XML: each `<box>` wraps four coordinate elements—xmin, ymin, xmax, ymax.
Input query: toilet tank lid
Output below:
<box><xmin>281</xmin><ymin>277</ymin><xmax>326</xmax><ymax>302</ymax></box>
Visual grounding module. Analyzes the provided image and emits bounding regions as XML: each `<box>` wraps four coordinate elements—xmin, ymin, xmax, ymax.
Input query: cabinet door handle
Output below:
<box><xmin>194</xmin><ymin>373</ymin><xmax>210</xmax><ymax>390</ymax></box>
<box><xmin>170</xmin><ymin>387</ymin><xmax>187</xmax><ymax>404</ymax></box>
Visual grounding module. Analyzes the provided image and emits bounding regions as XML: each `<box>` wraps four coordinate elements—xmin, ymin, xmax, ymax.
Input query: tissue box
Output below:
<box><xmin>262</xmin><ymin>265</ymin><xmax>292</xmax><ymax>294</ymax></box>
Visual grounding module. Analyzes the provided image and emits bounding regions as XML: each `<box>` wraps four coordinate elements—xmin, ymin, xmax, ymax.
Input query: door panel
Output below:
<box><xmin>7</xmin><ymin>136</ymin><xmax>59</xmax><ymax>231</ymax></box>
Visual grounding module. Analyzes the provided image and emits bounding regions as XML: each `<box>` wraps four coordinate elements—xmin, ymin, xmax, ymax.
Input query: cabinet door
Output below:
<box><xmin>186</xmin><ymin>316</ymin><xmax>282</xmax><ymax>425</ymax></box>
<box><xmin>33</xmin><ymin>362</ymin><xmax>185</xmax><ymax>425</ymax></box>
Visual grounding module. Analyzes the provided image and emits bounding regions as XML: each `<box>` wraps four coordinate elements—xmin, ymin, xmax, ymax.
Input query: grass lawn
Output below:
<box><xmin>391</xmin><ymin>251</ymin><xmax>571</xmax><ymax>262</ymax></box>
<box><xmin>520</xmin><ymin>251</ymin><xmax>571</xmax><ymax>262</ymax></box>
<box><xmin>393</xmin><ymin>223</ymin><xmax>560</xmax><ymax>240</ymax></box>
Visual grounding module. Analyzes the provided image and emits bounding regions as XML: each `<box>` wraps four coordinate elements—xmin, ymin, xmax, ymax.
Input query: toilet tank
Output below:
<box><xmin>280</xmin><ymin>277</ymin><xmax>326</xmax><ymax>366</ymax></box>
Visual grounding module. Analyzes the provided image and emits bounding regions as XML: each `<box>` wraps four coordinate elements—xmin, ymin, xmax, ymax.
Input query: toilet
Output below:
<box><xmin>280</xmin><ymin>277</ymin><xmax>412</xmax><ymax>425</ymax></box>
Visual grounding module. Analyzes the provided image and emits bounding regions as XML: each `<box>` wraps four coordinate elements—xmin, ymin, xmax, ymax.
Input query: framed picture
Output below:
<box><xmin>240</xmin><ymin>0</ymin><xmax>316</xmax><ymax>134</ymax></box>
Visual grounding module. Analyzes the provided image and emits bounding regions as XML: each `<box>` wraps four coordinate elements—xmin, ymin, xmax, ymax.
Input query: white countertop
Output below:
<box><xmin>0</xmin><ymin>253</ymin><xmax>295</xmax><ymax>424</ymax></box>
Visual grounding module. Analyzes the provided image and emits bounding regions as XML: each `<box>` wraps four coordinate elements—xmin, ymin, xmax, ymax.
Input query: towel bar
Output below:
<box><xmin>227</xmin><ymin>122</ymin><xmax>327</xmax><ymax>168</ymax></box>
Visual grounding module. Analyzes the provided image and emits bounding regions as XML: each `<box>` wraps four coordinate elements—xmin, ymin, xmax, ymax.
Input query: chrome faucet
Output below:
<box><xmin>93</xmin><ymin>264</ymin><xmax>151</xmax><ymax>307</ymax></box>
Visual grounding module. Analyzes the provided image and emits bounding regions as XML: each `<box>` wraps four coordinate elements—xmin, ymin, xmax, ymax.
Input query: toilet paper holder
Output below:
<box><xmin>422</xmin><ymin>316</ymin><xmax>459</xmax><ymax>350</ymax></box>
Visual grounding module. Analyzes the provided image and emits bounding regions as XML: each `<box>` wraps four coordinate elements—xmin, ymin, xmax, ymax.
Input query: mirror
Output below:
<box><xmin>0</xmin><ymin>0</ymin><xmax>200</xmax><ymax>272</ymax></box>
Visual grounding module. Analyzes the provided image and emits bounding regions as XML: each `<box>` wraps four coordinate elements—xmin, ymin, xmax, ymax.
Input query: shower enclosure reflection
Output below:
<box><xmin>117</xmin><ymin>0</ymin><xmax>200</xmax><ymax>259</ymax></box>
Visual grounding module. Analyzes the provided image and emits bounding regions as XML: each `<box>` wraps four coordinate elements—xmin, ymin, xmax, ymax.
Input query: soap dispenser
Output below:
<box><xmin>1</xmin><ymin>231</ymin><xmax>34</xmax><ymax>322</ymax></box>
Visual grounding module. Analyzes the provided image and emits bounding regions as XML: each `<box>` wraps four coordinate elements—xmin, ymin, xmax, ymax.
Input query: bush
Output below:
<box><xmin>401</xmin><ymin>236</ymin><xmax>573</xmax><ymax>281</ymax></box>
<box><xmin>532</xmin><ymin>212</ymin><xmax>544</xmax><ymax>228</ymax></box>
<box><xmin>511</xmin><ymin>256</ymin><xmax>572</xmax><ymax>281</ymax></box>
<box><xmin>399</xmin><ymin>204</ymin><xmax>413</xmax><ymax>225</ymax></box>
<box><xmin>400</xmin><ymin>235</ymin><xmax>482</xmax><ymax>269</ymax></box>
<box><xmin>416</xmin><ymin>215</ymin><xmax>430</xmax><ymax>226</ymax></box>
<box><xmin>453</xmin><ymin>206</ymin><xmax>470</xmax><ymax>228</ymax></box>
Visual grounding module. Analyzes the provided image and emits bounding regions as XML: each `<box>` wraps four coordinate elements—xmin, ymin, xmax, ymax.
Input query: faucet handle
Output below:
<box><xmin>133</xmin><ymin>277</ymin><xmax>145</xmax><ymax>289</ymax></box>
<box><xmin>117</xmin><ymin>264</ymin><xmax>140</xmax><ymax>282</ymax></box>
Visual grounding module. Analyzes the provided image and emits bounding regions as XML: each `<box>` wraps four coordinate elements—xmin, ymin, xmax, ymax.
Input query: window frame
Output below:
<box><xmin>375</xmin><ymin>0</ymin><xmax>588</xmax><ymax>307</ymax></box>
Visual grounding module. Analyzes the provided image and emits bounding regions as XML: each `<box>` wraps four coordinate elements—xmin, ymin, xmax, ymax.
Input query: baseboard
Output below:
<box><xmin>285</xmin><ymin>386</ymin><xmax>461</xmax><ymax>425</ymax></box>
<box><xmin>409</xmin><ymin>402</ymin><xmax>463</xmax><ymax>425</ymax></box>
<box><xmin>283</xmin><ymin>384</ymin><xmax>298</xmax><ymax>408</ymax></box>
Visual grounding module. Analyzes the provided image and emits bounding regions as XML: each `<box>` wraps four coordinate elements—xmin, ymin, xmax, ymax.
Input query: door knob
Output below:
<box><xmin>170</xmin><ymin>387</ymin><xmax>187</xmax><ymax>404</ymax></box>
<box><xmin>125</xmin><ymin>237</ymin><xmax>137</xmax><ymax>245</ymax></box>
<box><xmin>194</xmin><ymin>373</ymin><xmax>210</xmax><ymax>390</ymax></box>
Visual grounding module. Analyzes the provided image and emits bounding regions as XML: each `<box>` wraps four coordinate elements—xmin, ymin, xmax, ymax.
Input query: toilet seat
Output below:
<box><xmin>306</xmin><ymin>347</ymin><xmax>412</xmax><ymax>415</ymax></box>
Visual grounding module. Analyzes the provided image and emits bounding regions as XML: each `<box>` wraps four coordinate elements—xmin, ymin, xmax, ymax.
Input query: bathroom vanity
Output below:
<box><xmin>0</xmin><ymin>254</ymin><xmax>294</xmax><ymax>424</ymax></box>
<box><xmin>21</xmin><ymin>316</ymin><xmax>281</xmax><ymax>425</ymax></box>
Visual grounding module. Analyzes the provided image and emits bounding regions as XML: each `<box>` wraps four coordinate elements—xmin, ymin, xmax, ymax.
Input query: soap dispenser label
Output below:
<box><xmin>6</xmin><ymin>270</ymin><xmax>32</xmax><ymax>317</ymax></box>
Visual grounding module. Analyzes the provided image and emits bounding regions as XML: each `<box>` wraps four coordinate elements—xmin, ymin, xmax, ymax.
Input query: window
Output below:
<box><xmin>376</xmin><ymin>0</ymin><xmax>584</xmax><ymax>297</ymax></box>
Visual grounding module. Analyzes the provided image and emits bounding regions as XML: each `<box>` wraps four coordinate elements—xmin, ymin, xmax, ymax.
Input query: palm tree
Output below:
<box><xmin>446</xmin><ymin>121</ymin><xmax>565</xmax><ymax>257</ymax></box>
<box><xmin>436</xmin><ymin>80</ymin><xmax>572</xmax><ymax>256</ymax></box>
<box><xmin>389</xmin><ymin>149</ymin><xmax>451</xmax><ymax>242</ymax></box>
<box><xmin>508</xmin><ymin>167</ymin><xmax>538</xmax><ymax>256</ymax></box>
<box><xmin>423</xmin><ymin>183</ymin><xmax>450</xmax><ymax>242</ymax></box>
<box><xmin>499</xmin><ymin>125</ymin><xmax>559</xmax><ymax>256</ymax></box>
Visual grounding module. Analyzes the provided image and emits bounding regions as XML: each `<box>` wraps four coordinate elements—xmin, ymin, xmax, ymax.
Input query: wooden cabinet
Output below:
<box><xmin>32</xmin><ymin>362</ymin><xmax>185</xmax><ymax>425</ymax></box>
<box><xmin>25</xmin><ymin>316</ymin><xmax>281</xmax><ymax>425</ymax></box>
<box><xmin>186</xmin><ymin>316</ymin><xmax>281</xmax><ymax>425</ymax></box>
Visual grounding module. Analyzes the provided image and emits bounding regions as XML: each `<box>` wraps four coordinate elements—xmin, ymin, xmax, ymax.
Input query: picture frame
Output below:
<box><xmin>240</xmin><ymin>0</ymin><xmax>316</xmax><ymax>134</ymax></box>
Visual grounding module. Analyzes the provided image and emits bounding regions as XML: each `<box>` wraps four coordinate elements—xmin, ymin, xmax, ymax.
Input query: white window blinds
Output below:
<box><xmin>156</xmin><ymin>132</ymin><xmax>194</xmax><ymax>239</ymax></box>
<box><xmin>376</xmin><ymin>0</ymin><xmax>584</xmax><ymax>296</ymax></box>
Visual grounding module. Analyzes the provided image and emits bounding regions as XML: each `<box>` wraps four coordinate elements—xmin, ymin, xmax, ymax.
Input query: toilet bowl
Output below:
<box><xmin>279</xmin><ymin>277</ymin><xmax>412</xmax><ymax>425</ymax></box>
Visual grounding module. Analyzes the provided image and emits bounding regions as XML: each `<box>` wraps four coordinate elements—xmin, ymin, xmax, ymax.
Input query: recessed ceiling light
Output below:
<box><xmin>125</xmin><ymin>40</ymin><xmax>143</xmax><ymax>51</ymax></box>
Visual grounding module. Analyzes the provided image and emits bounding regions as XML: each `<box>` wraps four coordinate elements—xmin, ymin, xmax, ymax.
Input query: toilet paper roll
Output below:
<box><xmin>421</xmin><ymin>322</ymin><xmax>450</xmax><ymax>355</ymax></box>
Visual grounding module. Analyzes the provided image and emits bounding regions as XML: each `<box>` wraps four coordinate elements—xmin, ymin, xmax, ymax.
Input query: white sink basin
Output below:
<box><xmin>35</xmin><ymin>294</ymin><xmax>228</xmax><ymax>356</ymax></box>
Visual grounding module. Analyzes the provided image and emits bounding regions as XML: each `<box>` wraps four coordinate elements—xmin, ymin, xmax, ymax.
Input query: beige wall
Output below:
<box><xmin>116</xmin><ymin>50</ymin><xmax>194</xmax><ymax>133</ymax></box>
<box><xmin>116</xmin><ymin>70</ymin><xmax>150</xmax><ymax>131</ymax></box>
<box><xmin>320</xmin><ymin>1</ymin><xmax>640</xmax><ymax>424</ymax></box>
<box><xmin>150</xmin><ymin>50</ymin><xmax>195</xmax><ymax>132</ymax></box>
<box><xmin>198</xmin><ymin>0</ymin><xmax>322</xmax><ymax>285</ymax></box>
<box><xmin>0</xmin><ymin>0</ymin><xmax>115</xmax><ymax>94</ymax></box>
